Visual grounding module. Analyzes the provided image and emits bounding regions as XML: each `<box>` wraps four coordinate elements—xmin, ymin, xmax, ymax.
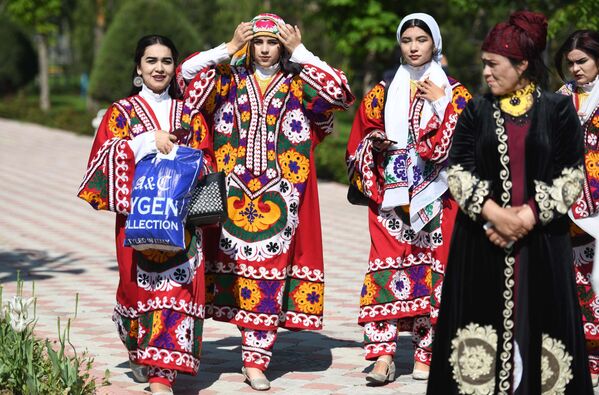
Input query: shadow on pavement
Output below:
<box><xmin>0</xmin><ymin>249</ymin><xmax>86</xmax><ymax>283</ymax></box>
<box><xmin>172</xmin><ymin>330</ymin><xmax>362</xmax><ymax>393</ymax></box>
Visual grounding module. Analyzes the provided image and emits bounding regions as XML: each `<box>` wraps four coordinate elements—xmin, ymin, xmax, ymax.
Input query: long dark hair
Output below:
<box><xmin>509</xmin><ymin>57</ymin><xmax>549</xmax><ymax>89</ymax></box>
<box><xmin>554</xmin><ymin>30</ymin><xmax>599</xmax><ymax>81</ymax></box>
<box><xmin>399</xmin><ymin>19</ymin><xmax>438</xmax><ymax>64</ymax></box>
<box><xmin>130</xmin><ymin>34</ymin><xmax>181</xmax><ymax>99</ymax></box>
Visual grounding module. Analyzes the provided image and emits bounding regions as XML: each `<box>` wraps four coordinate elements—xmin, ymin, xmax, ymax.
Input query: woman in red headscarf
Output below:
<box><xmin>427</xmin><ymin>11</ymin><xmax>593</xmax><ymax>394</ymax></box>
<box><xmin>176</xmin><ymin>13</ymin><xmax>354</xmax><ymax>390</ymax></box>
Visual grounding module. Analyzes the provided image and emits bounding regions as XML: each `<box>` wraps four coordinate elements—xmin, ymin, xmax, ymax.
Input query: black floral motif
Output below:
<box><xmin>138</xmin><ymin>273</ymin><xmax>150</xmax><ymax>287</ymax></box>
<box><xmin>173</xmin><ymin>268</ymin><xmax>188</xmax><ymax>282</ymax></box>
<box><xmin>244</xmin><ymin>246</ymin><xmax>253</xmax><ymax>256</ymax></box>
<box><xmin>266</xmin><ymin>242</ymin><xmax>279</xmax><ymax>253</ymax></box>
<box><xmin>290</xmin><ymin>202</ymin><xmax>298</xmax><ymax>214</ymax></box>
<box><xmin>221</xmin><ymin>237</ymin><xmax>232</xmax><ymax>249</ymax></box>
<box><xmin>284</xmin><ymin>227</ymin><xmax>292</xmax><ymax>237</ymax></box>
<box><xmin>432</xmin><ymin>233</ymin><xmax>443</xmax><ymax>244</ymax></box>
<box><xmin>280</xmin><ymin>181</ymin><xmax>289</xmax><ymax>193</ymax></box>
<box><xmin>388</xmin><ymin>219</ymin><xmax>401</xmax><ymax>230</ymax></box>
<box><xmin>404</xmin><ymin>229</ymin><xmax>416</xmax><ymax>241</ymax></box>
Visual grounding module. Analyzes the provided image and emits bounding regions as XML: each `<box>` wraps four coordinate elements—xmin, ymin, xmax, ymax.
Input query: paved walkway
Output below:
<box><xmin>0</xmin><ymin>118</ymin><xmax>426</xmax><ymax>394</ymax></box>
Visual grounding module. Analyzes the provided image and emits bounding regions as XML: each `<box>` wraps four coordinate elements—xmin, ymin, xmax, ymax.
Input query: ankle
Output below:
<box><xmin>413</xmin><ymin>361</ymin><xmax>430</xmax><ymax>371</ymax></box>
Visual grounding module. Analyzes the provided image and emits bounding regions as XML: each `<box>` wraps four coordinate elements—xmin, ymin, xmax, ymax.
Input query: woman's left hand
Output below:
<box><xmin>277</xmin><ymin>23</ymin><xmax>302</xmax><ymax>53</ymax></box>
<box><xmin>416</xmin><ymin>78</ymin><xmax>445</xmax><ymax>102</ymax></box>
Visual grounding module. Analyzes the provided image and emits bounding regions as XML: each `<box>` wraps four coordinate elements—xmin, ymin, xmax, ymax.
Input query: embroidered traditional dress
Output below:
<box><xmin>427</xmin><ymin>89</ymin><xmax>592</xmax><ymax>394</ymax></box>
<box><xmin>77</xmin><ymin>85</ymin><xmax>209</xmax><ymax>382</ymax></box>
<box><xmin>558</xmin><ymin>80</ymin><xmax>599</xmax><ymax>375</ymax></box>
<box><xmin>178</xmin><ymin>21</ymin><xmax>354</xmax><ymax>370</ymax></box>
<box><xmin>347</xmin><ymin>73</ymin><xmax>470</xmax><ymax>364</ymax></box>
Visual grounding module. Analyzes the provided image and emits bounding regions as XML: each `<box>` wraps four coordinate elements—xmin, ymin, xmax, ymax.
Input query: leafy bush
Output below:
<box><xmin>315</xmin><ymin>112</ymin><xmax>353</xmax><ymax>184</ymax></box>
<box><xmin>0</xmin><ymin>273</ymin><xmax>106</xmax><ymax>394</ymax></box>
<box><xmin>88</xmin><ymin>0</ymin><xmax>205</xmax><ymax>102</ymax></box>
<box><xmin>0</xmin><ymin>16</ymin><xmax>38</xmax><ymax>96</ymax></box>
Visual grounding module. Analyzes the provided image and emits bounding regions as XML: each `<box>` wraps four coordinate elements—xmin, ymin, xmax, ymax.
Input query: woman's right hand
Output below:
<box><xmin>226</xmin><ymin>22</ymin><xmax>253</xmax><ymax>56</ymax></box>
<box><xmin>482</xmin><ymin>200</ymin><xmax>529</xmax><ymax>241</ymax></box>
<box><xmin>155</xmin><ymin>130</ymin><xmax>177</xmax><ymax>154</ymax></box>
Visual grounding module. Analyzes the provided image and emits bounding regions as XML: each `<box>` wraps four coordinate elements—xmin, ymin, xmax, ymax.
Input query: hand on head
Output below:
<box><xmin>276</xmin><ymin>23</ymin><xmax>302</xmax><ymax>53</ymax></box>
<box><xmin>227</xmin><ymin>22</ymin><xmax>253</xmax><ymax>56</ymax></box>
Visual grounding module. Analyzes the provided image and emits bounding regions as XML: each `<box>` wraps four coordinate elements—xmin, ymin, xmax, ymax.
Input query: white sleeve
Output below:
<box><xmin>289</xmin><ymin>44</ymin><xmax>341</xmax><ymax>84</ymax></box>
<box><xmin>127</xmin><ymin>132</ymin><xmax>157</xmax><ymax>163</ymax></box>
<box><xmin>180</xmin><ymin>43</ymin><xmax>230</xmax><ymax>81</ymax></box>
<box><xmin>431</xmin><ymin>96</ymin><xmax>450</xmax><ymax>119</ymax></box>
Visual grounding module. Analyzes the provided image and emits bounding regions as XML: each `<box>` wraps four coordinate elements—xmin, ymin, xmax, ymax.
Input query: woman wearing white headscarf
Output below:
<box><xmin>346</xmin><ymin>13</ymin><xmax>471</xmax><ymax>384</ymax></box>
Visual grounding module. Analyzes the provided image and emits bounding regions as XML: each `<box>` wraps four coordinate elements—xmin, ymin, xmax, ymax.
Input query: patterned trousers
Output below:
<box><xmin>363</xmin><ymin>316</ymin><xmax>433</xmax><ymax>365</ymax></box>
<box><xmin>241</xmin><ymin>327</ymin><xmax>278</xmax><ymax>371</ymax></box>
<box><xmin>148</xmin><ymin>366</ymin><xmax>177</xmax><ymax>386</ymax></box>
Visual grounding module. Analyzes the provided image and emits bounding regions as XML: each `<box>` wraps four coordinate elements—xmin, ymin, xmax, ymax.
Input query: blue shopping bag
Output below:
<box><xmin>124</xmin><ymin>145</ymin><xmax>203</xmax><ymax>251</ymax></box>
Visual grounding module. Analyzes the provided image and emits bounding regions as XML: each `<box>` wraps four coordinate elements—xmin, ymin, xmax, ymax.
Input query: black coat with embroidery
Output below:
<box><xmin>427</xmin><ymin>91</ymin><xmax>592</xmax><ymax>395</ymax></box>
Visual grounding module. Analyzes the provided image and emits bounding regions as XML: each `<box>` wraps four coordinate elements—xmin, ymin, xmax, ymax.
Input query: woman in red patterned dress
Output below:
<box><xmin>78</xmin><ymin>35</ymin><xmax>208</xmax><ymax>395</ymax></box>
<box><xmin>556</xmin><ymin>29</ymin><xmax>599</xmax><ymax>387</ymax></box>
<box><xmin>346</xmin><ymin>12</ymin><xmax>470</xmax><ymax>385</ymax></box>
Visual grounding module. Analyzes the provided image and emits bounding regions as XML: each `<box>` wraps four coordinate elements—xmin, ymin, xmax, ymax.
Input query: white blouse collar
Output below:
<box><xmin>139</xmin><ymin>83</ymin><xmax>171</xmax><ymax>103</ymax></box>
<box><xmin>253</xmin><ymin>62</ymin><xmax>281</xmax><ymax>79</ymax></box>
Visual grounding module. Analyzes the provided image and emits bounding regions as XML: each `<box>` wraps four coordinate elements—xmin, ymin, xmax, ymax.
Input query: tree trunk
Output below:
<box><xmin>93</xmin><ymin>0</ymin><xmax>105</xmax><ymax>56</ymax></box>
<box><xmin>37</xmin><ymin>34</ymin><xmax>50</xmax><ymax>112</ymax></box>
<box><xmin>361</xmin><ymin>48</ymin><xmax>377</xmax><ymax>97</ymax></box>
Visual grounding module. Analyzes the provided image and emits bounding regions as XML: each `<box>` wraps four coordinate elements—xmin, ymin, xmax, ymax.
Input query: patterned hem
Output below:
<box><xmin>358</xmin><ymin>298</ymin><xmax>430</xmax><ymax>324</ymax></box>
<box><xmin>584</xmin><ymin>322</ymin><xmax>599</xmax><ymax>340</ymax></box>
<box><xmin>207</xmin><ymin>305</ymin><xmax>323</xmax><ymax>330</ymax></box>
<box><xmin>135</xmin><ymin>346</ymin><xmax>200</xmax><ymax>375</ymax></box>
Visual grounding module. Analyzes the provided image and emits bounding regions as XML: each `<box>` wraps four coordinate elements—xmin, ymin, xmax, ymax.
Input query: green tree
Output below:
<box><xmin>88</xmin><ymin>0</ymin><xmax>205</xmax><ymax>103</ymax></box>
<box><xmin>4</xmin><ymin>0</ymin><xmax>62</xmax><ymax>111</ymax></box>
<box><xmin>0</xmin><ymin>15</ymin><xmax>38</xmax><ymax>95</ymax></box>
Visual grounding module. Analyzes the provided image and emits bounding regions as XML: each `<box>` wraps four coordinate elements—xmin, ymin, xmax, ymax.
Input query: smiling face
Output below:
<box><xmin>567</xmin><ymin>48</ymin><xmax>599</xmax><ymax>85</ymax></box>
<box><xmin>481</xmin><ymin>51</ymin><xmax>529</xmax><ymax>96</ymax></box>
<box><xmin>400</xmin><ymin>26</ymin><xmax>434</xmax><ymax>67</ymax></box>
<box><xmin>136</xmin><ymin>43</ymin><xmax>175</xmax><ymax>94</ymax></box>
<box><xmin>251</xmin><ymin>35</ymin><xmax>282</xmax><ymax>68</ymax></box>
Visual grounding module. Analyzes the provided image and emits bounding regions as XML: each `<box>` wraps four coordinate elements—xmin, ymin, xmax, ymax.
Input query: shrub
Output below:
<box><xmin>0</xmin><ymin>16</ymin><xmax>38</xmax><ymax>96</ymax></box>
<box><xmin>0</xmin><ymin>273</ymin><xmax>105</xmax><ymax>394</ymax></box>
<box><xmin>88</xmin><ymin>0</ymin><xmax>205</xmax><ymax>102</ymax></box>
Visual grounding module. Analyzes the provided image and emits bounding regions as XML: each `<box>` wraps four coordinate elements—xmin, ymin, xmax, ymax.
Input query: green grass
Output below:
<box><xmin>315</xmin><ymin>111</ymin><xmax>353</xmax><ymax>184</ymax></box>
<box><xmin>0</xmin><ymin>93</ymin><xmax>99</xmax><ymax>136</ymax></box>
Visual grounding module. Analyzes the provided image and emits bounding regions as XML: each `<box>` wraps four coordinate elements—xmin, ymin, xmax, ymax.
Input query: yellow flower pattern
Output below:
<box><xmin>293</xmin><ymin>282</ymin><xmax>324</xmax><ymax>314</ymax></box>
<box><xmin>290</xmin><ymin>79</ymin><xmax>303</xmax><ymax>99</ymax></box>
<box><xmin>279</xmin><ymin>149</ymin><xmax>310</xmax><ymax>184</ymax></box>
<box><xmin>128</xmin><ymin>319</ymin><xmax>139</xmax><ymax>339</ymax></box>
<box><xmin>215</xmin><ymin>143</ymin><xmax>238</xmax><ymax>174</ymax></box>
<box><xmin>451</xmin><ymin>85</ymin><xmax>472</xmax><ymax>114</ymax></box>
<box><xmin>586</xmin><ymin>152</ymin><xmax>599</xmax><ymax>179</ymax></box>
<box><xmin>360</xmin><ymin>275</ymin><xmax>376</xmax><ymax>306</ymax></box>
<box><xmin>108</xmin><ymin>107</ymin><xmax>128</xmax><ymax>138</ymax></box>
<box><xmin>79</xmin><ymin>191</ymin><xmax>107</xmax><ymax>210</ymax></box>
<box><xmin>364</xmin><ymin>85</ymin><xmax>385</xmax><ymax>120</ymax></box>
<box><xmin>235</xmin><ymin>277</ymin><xmax>261</xmax><ymax>311</ymax></box>
<box><xmin>279</xmin><ymin>84</ymin><xmax>289</xmax><ymax>93</ymax></box>
<box><xmin>248</xmin><ymin>178</ymin><xmax>262</xmax><ymax>192</ymax></box>
<box><xmin>266</xmin><ymin>115</ymin><xmax>277</xmax><ymax>126</ymax></box>
<box><xmin>228</xmin><ymin>195</ymin><xmax>282</xmax><ymax>232</ymax></box>
<box><xmin>593</xmin><ymin>115</ymin><xmax>599</xmax><ymax>129</ymax></box>
<box><xmin>150</xmin><ymin>310</ymin><xmax>163</xmax><ymax>340</ymax></box>
<box><xmin>241</xmin><ymin>111</ymin><xmax>250</xmax><ymax>122</ymax></box>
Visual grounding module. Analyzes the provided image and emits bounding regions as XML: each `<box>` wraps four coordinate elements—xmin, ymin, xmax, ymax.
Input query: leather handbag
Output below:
<box><xmin>187</xmin><ymin>171</ymin><xmax>228</xmax><ymax>225</ymax></box>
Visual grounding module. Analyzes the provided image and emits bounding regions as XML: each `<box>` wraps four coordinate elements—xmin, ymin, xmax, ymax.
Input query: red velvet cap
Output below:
<box><xmin>482</xmin><ymin>11</ymin><xmax>548</xmax><ymax>60</ymax></box>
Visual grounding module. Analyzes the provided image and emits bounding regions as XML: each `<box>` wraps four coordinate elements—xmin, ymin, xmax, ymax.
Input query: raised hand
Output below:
<box><xmin>226</xmin><ymin>22</ymin><xmax>253</xmax><ymax>56</ymax></box>
<box><xmin>415</xmin><ymin>78</ymin><xmax>445</xmax><ymax>102</ymax></box>
<box><xmin>277</xmin><ymin>23</ymin><xmax>302</xmax><ymax>53</ymax></box>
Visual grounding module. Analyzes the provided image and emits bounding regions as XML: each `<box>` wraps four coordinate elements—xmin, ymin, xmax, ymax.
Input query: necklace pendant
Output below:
<box><xmin>509</xmin><ymin>96</ymin><xmax>520</xmax><ymax>106</ymax></box>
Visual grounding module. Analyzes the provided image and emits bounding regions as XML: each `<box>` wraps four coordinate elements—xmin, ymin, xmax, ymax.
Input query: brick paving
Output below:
<box><xmin>0</xmin><ymin>118</ymin><xmax>593</xmax><ymax>394</ymax></box>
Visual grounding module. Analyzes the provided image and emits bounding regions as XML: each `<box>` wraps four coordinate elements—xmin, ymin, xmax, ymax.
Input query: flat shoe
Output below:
<box><xmin>242</xmin><ymin>366</ymin><xmax>271</xmax><ymax>391</ymax></box>
<box><xmin>412</xmin><ymin>368</ymin><xmax>430</xmax><ymax>380</ymax></box>
<box><xmin>129</xmin><ymin>360</ymin><xmax>148</xmax><ymax>383</ymax></box>
<box><xmin>592</xmin><ymin>373</ymin><xmax>599</xmax><ymax>387</ymax></box>
<box><xmin>366</xmin><ymin>359</ymin><xmax>395</xmax><ymax>385</ymax></box>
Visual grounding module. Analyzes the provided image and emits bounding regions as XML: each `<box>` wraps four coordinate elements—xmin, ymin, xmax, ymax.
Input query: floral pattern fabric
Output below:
<box><xmin>78</xmin><ymin>95</ymin><xmax>208</xmax><ymax>375</ymax></box>
<box><xmin>181</xmin><ymin>58</ymin><xmax>354</xmax><ymax>331</ymax></box>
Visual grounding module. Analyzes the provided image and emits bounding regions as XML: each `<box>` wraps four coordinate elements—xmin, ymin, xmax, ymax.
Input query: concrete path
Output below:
<box><xmin>0</xmin><ymin>118</ymin><xmax>589</xmax><ymax>394</ymax></box>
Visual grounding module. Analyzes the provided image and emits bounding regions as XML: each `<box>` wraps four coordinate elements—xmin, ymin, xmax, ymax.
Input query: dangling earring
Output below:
<box><xmin>133</xmin><ymin>75</ymin><xmax>143</xmax><ymax>88</ymax></box>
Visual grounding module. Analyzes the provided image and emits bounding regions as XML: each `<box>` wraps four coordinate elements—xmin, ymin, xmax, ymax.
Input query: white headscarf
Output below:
<box><xmin>381</xmin><ymin>13</ymin><xmax>452</xmax><ymax>232</ymax></box>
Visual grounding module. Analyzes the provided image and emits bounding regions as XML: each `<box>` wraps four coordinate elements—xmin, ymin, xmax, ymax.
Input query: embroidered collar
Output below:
<box><xmin>499</xmin><ymin>82</ymin><xmax>536</xmax><ymax>117</ymax></box>
<box><xmin>139</xmin><ymin>83</ymin><xmax>170</xmax><ymax>103</ymax></box>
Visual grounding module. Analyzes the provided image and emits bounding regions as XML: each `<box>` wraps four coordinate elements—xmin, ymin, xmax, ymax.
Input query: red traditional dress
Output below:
<box><xmin>559</xmin><ymin>80</ymin><xmax>599</xmax><ymax>375</ymax></box>
<box><xmin>347</xmin><ymin>64</ymin><xmax>470</xmax><ymax>365</ymax></box>
<box><xmin>77</xmin><ymin>85</ymin><xmax>209</xmax><ymax>384</ymax></box>
<box><xmin>178</xmin><ymin>14</ymin><xmax>354</xmax><ymax>370</ymax></box>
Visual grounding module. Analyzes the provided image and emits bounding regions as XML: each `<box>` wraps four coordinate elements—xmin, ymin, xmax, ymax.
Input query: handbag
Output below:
<box><xmin>347</xmin><ymin>183</ymin><xmax>370</xmax><ymax>206</ymax></box>
<box><xmin>187</xmin><ymin>171</ymin><xmax>228</xmax><ymax>226</ymax></box>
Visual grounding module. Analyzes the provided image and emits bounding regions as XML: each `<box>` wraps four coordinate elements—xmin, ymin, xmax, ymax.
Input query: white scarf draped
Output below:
<box><xmin>381</xmin><ymin>13</ymin><xmax>452</xmax><ymax>232</ymax></box>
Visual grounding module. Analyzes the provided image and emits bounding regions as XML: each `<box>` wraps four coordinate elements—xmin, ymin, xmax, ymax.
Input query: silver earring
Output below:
<box><xmin>133</xmin><ymin>75</ymin><xmax>143</xmax><ymax>88</ymax></box>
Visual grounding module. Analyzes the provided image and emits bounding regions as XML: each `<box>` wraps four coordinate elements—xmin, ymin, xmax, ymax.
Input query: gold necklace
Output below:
<box><xmin>499</xmin><ymin>83</ymin><xmax>536</xmax><ymax>117</ymax></box>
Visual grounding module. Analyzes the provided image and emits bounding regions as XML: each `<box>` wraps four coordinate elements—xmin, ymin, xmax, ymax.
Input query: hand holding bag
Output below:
<box><xmin>187</xmin><ymin>171</ymin><xmax>228</xmax><ymax>226</ymax></box>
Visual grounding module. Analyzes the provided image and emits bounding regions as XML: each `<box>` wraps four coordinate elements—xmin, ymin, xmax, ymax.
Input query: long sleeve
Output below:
<box><xmin>447</xmin><ymin>99</ymin><xmax>493</xmax><ymax>222</ymax></box>
<box><xmin>77</xmin><ymin>104</ymin><xmax>136</xmax><ymax>214</ymax></box>
<box><xmin>346</xmin><ymin>83</ymin><xmax>387</xmax><ymax>204</ymax></box>
<box><xmin>417</xmin><ymin>83</ymin><xmax>472</xmax><ymax>163</ymax></box>
<box><xmin>533</xmin><ymin>97</ymin><xmax>585</xmax><ymax>225</ymax></box>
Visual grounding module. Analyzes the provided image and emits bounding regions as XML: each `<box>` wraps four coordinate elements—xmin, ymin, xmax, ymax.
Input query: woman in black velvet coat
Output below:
<box><xmin>427</xmin><ymin>11</ymin><xmax>592</xmax><ymax>395</ymax></box>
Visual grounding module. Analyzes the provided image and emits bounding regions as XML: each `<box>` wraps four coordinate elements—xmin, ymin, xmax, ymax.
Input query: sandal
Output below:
<box><xmin>366</xmin><ymin>358</ymin><xmax>396</xmax><ymax>385</ymax></box>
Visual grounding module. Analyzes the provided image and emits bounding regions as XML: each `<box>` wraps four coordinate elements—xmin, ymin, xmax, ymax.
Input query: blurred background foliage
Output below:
<box><xmin>0</xmin><ymin>0</ymin><xmax>597</xmax><ymax>182</ymax></box>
